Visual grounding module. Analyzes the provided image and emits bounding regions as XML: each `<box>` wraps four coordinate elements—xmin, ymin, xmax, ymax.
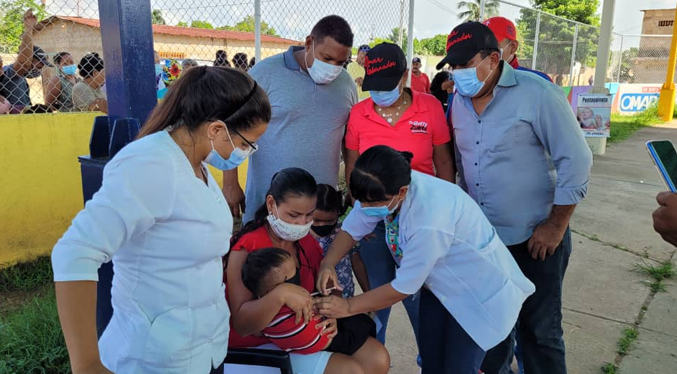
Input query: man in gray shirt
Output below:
<box><xmin>223</xmin><ymin>15</ymin><xmax>357</xmax><ymax>223</ymax></box>
<box><xmin>0</xmin><ymin>10</ymin><xmax>53</xmax><ymax>112</ymax></box>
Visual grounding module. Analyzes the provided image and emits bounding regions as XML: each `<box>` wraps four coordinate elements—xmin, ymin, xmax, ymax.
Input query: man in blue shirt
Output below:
<box><xmin>437</xmin><ymin>22</ymin><xmax>592</xmax><ymax>374</ymax></box>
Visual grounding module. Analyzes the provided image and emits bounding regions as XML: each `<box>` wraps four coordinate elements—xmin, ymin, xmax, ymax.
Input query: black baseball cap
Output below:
<box><xmin>436</xmin><ymin>22</ymin><xmax>498</xmax><ymax>70</ymax></box>
<box><xmin>362</xmin><ymin>43</ymin><xmax>407</xmax><ymax>91</ymax></box>
<box><xmin>358</xmin><ymin>44</ymin><xmax>371</xmax><ymax>52</ymax></box>
<box><xmin>412</xmin><ymin>57</ymin><xmax>421</xmax><ymax>64</ymax></box>
<box><xmin>33</xmin><ymin>46</ymin><xmax>53</xmax><ymax>67</ymax></box>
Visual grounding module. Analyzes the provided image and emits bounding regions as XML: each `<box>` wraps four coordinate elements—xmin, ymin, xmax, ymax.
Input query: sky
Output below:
<box><xmin>413</xmin><ymin>0</ymin><xmax>677</xmax><ymax>39</ymax></box>
<box><xmin>47</xmin><ymin>0</ymin><xmax>677</xmax><ymax>48</ymax></box>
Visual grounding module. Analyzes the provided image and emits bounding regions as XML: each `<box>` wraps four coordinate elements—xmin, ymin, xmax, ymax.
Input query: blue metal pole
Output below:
<box><xmin>92</xmin><ymin>0</ymin><xmax>156</xmax><ymax>337</ymax></box>
<box><xmin>98</xmin><ymin>0</ymin><xmax>156</xmax><ymax>123</ymax></box>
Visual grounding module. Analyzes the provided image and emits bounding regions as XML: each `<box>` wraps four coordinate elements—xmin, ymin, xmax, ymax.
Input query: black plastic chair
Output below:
<box><xmin>223</xmin><ymin>348</ymin><xmax>293</xmax><ymax>374</ymax></box>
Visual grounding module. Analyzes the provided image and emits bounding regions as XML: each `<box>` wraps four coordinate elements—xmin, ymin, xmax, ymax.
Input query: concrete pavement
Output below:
<box><xmin>381</xmin><ymin>125</ymin><xmax>677</xmax><ymax>373</ymax></box>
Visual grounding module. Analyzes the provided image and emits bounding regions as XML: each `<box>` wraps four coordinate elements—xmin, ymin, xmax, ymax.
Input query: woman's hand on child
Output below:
<box><xmin>275</xmin><ymin>283</ymin><xmax>313</xmax><ymax>324</ymax></box>
<box><xmin>314</xmin><ymin>295</ymin><xmax>351</xmax><ymax>319</ymax></box>
<box><xmin>316</xmin><ymin>316</ymin><xmax>338</xmax><ymax>340</ymax></box>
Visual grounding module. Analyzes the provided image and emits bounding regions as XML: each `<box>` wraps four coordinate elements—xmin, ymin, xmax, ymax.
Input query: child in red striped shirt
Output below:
<box><xmin>242</xmin><ymin>247</ymin><xmax>375</xmax><ymax>355</ymax></box>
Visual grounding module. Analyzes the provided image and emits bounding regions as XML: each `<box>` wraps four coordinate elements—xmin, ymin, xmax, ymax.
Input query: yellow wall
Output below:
<box><xmin>0</xmin><ymin>113</ymin><xmax>248</xmax><ymax>269</ymax></box>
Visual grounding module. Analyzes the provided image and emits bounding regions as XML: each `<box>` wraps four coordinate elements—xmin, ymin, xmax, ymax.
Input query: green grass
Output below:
<box><xmin>0</xmin><ymin>288</ymin><xmax>70</xmax><ymax>374</ymax></box>
<box><xmin>634</xmin><ymin>261</ymin><xmax>676</xmax><ymax>282</ymax></box>
<box><xmin>617</xmin><ymin>327</ymin><xmax>639</xmax><ymax>356</ymax></box>
<box><xmin>601</xmin><ymin>362</ymin><xmax>618</xmax><ymax>374</ymax></box>
<box><xmin>609</xmin><ymin>105</ymin><xmax>661</xmax><ymax>144</ymax></box>
<box><xmin>0</xmin><ymin>256</ymin><xmax>53</xmax><ymax>293</ymax></box>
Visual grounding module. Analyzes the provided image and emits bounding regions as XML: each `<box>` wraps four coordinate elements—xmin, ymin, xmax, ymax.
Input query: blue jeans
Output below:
<box><xmin>419</xmin><ymin>287</ymin><xmax>486</xmax><ymax>373</ymax></box>
<box><xmin>358</xmin><ymin>222</ymin><xmax>420</xmax><ymax>346</ymax></box>
<box><xmin>481</xmin><ymin>228</ymin><xmax>572</xmax><ymax>374</ymax></box>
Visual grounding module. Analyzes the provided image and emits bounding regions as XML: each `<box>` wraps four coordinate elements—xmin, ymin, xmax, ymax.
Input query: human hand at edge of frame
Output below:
<box><xmin>653</xmin><ymin>191</ymin><xmax>677</xmax><ymax>247</ymax></box>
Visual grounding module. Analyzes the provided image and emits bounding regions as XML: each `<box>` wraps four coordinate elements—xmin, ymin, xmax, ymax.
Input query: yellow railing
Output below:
<box><xmin>0</xmin><ymin>113</ymin><xmax>247</xmax><ymax>269</ymax></box>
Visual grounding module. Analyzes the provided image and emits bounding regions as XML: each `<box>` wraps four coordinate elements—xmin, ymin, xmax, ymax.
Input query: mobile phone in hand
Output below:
<box><xmin>646</xmin><ymin>140</ymin><xmax>677</xmax><ymax>192</ymax></box>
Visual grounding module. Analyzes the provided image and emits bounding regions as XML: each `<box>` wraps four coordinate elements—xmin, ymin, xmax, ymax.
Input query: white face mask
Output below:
<box><xmin>267</xmin><ymin>205</ymin><xmax>313</xmax><ymax>241</ymax></box>
<box><xmin>305</xmin><ymin>41</ymin><xmax>343</xmax><ymax>85</ymax></box>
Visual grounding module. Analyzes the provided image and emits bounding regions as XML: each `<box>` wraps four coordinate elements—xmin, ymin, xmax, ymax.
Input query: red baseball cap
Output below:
<box><xmin>483</xmin><ymin>17</ymin><xmax>517</xmax><ymax>42</ymax></box>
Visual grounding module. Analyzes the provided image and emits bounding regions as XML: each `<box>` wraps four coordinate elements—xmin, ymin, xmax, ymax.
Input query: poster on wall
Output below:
<box><xmin>577</xmin><ymin>94</ymin><xmax>612</xmax><ymax>138</ymax></box>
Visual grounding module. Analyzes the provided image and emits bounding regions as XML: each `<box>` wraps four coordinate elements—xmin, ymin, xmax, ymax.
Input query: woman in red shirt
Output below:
<box><xmin>344</xmin><ymin>42</ymin><xmax>455</xmax><ymax>363</ymax></box>
<box><xmin>225</xmin><ymin>167</ymin><xmax>389</xmax><ymax>374</ymax></box>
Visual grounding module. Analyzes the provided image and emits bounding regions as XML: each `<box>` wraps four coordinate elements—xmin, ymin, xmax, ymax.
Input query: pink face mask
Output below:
<box><xmin>0</xmin><ymin>97</ymin><xmax>11</xmax><ymax>114</ymax></box>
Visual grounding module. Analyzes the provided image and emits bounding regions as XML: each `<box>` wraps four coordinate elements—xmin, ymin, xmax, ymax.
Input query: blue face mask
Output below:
<box><xmin>371</xmin><ymin>85</ymin><xmax>401</xmax><ymax>107</ymax></box>
<box><xmin>155</xmin><ymin>63</ymin><xmax>164</xmax><ymax>76</ymax></box>
<box><xmin>62</xmin><ymin>64</ymin><xmax>77</xmax><ymax>76</ymax></box>
<box><xmin>361</xmin><ymin>196</ymin><xmax>400</xmax><ymax>218</ymax></box>
<box><xmin>204</xmin><ymin>128</ymin><xmax>255</xmax><ymax>171</ymax></box>
<box><xmin>452</xmin><ymin>57</ymin><xmax>492</xmax><ymax>97</ymax></box>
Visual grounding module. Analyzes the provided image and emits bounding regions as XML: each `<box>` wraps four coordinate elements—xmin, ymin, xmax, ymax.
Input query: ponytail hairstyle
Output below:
<box><xmin>350</xmin><ymin>145</ymin><xmax>413</xmax><ymax>203</ymax></box>
<box><xmin>316</xmin><ymin>184</ymin><xmax>346</xmax><ymax>217</ymax></box>
<box><xmin>137</xmin><ymin>66</ymin><xmax>270</xmax><ymax>138</ymax></box>
<box><xmin>241</xmin><ymin>247</ymin><xmax>292</xmax><ymax>296</ymax></box>
<box><xmin>231</xmin><ymin>167</ymin><xmax>318</xmax><ymax>246</ymax></box>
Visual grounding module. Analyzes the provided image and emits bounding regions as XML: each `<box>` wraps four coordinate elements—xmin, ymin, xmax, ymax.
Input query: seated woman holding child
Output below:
<box><xmin>224</xmin><ymin>167</ymin><xmax>389</xmax><ymax>374</ymax></box>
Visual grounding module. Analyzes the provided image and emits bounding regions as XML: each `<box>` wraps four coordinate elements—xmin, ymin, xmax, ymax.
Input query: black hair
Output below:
<box><xmin>249</xmin><ymin>57</ymin><xmax>256</xmax><ymax>68</ymax></box>
<box><xmin>78</xmin><ymin>52</ymin><xmax>104</xmax><ymax>79</ymax></box>
<box><xmin>53</xmin><ymin>52</ymin><xmax>71</xmax><ymax>65</ymax></box>
<box><xmin>350</xmin><ymin>146</ymin><xmax>412</xmax><ymax>203</ymax></box>
<box><xmin>232</xmin><ymin>167</ymin><xmax>318</xmax><ymax>246</ymax></box>
<box><xmin>232</xmin><ymin>53</ymin><xmax>249</xmax><ymax>70</ymax></box>
<box><xmin>214</xmin><ymin>50</ymin><xmax>231</xmax><ymax>67</ymax></box>
<box><xmin>137</xmin><ymin>66</ymin><xmax>271</xmax><ymax>138</ymax></box>
<box><xmin>430</xmin><ymin>71</ymin><xmax>450</xmax><ymax>109</ymax></box>
<box><xmin>311</xmin><ymin>15</ymin><xmax>354</xmax><ymax>47</ymax></box>
<box><xmin>316</xmin><ymin>184</ymin><xmax>346</xmax><ymax>216</ymax></box>
<box><xmin>241</xmin><ymin>247</ymin><xmax>292</xmax><ymax>296</ymax></box>
<box><xmin>479</xmin><ymin>48</ymin><xmax>501</xmax><ymax>59</ymax></box>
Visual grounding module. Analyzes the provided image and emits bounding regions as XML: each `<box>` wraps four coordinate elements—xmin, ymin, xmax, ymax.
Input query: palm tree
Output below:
<box><xmin>457</xmin><ymin>0</ymin><xmax>500</xmax><ymax>22</ymax></box>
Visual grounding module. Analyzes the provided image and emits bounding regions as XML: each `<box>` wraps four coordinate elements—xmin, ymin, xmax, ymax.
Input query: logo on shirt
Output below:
<box><xmin>410</xmin><ymin>120</ymin><xmax>428</xmax><ymax>134</ymax></box>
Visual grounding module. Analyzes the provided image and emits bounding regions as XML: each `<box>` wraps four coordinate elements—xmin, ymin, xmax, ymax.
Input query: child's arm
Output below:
<box><xmin>351</xmin><ymin>251</ymin><xmax>371</xmax><ymax>293</ymax></box>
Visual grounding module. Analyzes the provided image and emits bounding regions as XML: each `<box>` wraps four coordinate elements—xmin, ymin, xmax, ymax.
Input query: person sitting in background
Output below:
<box><xmin>0</xmin><ymin>10</ymin><xmax>52</xmax><ymax>113</ymax></box>
<box><xmin>72</xmin><ymin>53</ymin><xmax>107</xmax><ymax>113</ymax></box>
<box><xmin>45</xmin><ymin>52</ymin><xmax>79</xmax><ymax>112</ymax></box>
<box><xmin>430</xmin><ymin>70</ymin><xmax>450</xmax><ymax>112</ymax></box>
<box><xmin>242</xmin><ymin>247</ymin><xmax>377</xmax><ymax>356</ymax></box>
<box><xmin>214</xmin><ymin>50</ymin><xmax>231</xmax><ymax>67</ymax></box>
<box><xmin>233</xmin><ymin>53</ymin><xmax>249</xmax><ymax>71</ymax></box>
<box><xmin>653</xmin><ymin>192</ymin><xmax>677</xmax><ymax>247</ymax></box>
<box><xmin>311</xmin><ymin>184</ymin><xmax>369</xmax><ymax>299</ymax></box>
<box><xmin>154</xmin><ymin>51</ymin><xmax>166</xmax><ymax>91</ymax></box>
<box><xmin>352</xmin><ymin>44</ymin><xmax>370</xmax><ymax>88</ymax></box>
<box><xmin>182</xmin><ymin>58</ymin><xmax>198</xmax><ymax>71</ymax></box>
<box><xmin>410</xmin><ymin>57</ymin><xmax>430</xmax><ymax>93</ymax></box>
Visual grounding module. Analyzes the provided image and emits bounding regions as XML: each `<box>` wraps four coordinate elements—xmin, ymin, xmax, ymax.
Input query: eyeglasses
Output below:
<box><xmin>229</xmin><ymin>127</ymin><xmax>258</xmax><ymax>155</ymax></box>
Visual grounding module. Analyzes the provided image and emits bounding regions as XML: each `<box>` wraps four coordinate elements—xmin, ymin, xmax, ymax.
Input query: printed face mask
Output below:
<box><xmin>267</xmin><ymin>205</ymin><xmax>313</xmax><ymax>241</ymax></box>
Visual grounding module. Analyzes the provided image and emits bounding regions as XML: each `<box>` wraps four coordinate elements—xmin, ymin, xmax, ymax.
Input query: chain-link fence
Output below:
<box><xmin>609</xmin><ymin>34</ymin><xmax>673</xmax><ymax>84</ymax></box>
<box><xmin>0</xmin><ymin>0</ymin><xmax>409</xmax><ymax>114</ymax></box>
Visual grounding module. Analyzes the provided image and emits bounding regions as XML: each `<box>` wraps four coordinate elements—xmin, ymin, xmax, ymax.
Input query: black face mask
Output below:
<box><xmin>312</xmin><ymin>223</ymin><xmax>337</xmax><ymax>237</ymax></box>
<box><xmin>284</xmin><ymin>268</ymin><xmax>301</xmax><ymax>286</ymax></box>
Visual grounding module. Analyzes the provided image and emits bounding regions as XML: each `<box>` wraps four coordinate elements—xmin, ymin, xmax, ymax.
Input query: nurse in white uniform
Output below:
<box><xmin>51</xmin><ymin>66</ymin><xmax>270</xmax><ymax>374</ymax></box>
<box><xmin>315</xmin><ymin>145</ymin><xmax>536</xmax><ymax>374</ymax></box>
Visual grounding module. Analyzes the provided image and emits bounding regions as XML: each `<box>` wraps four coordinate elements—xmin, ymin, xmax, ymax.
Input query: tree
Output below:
<box><xmin>0</xmin><ymin>0</ymin><xmax>47</xmax><ymax>52</ymax></box>
<box><xmin>176</xmin><ymin>21</ymin><xmax>188</xmax><ymax>27</ymax></box>
<box><xmin>217</xmin><ymin>15</ymin><xmax>278</xmax><ymax>37</ymax></box>
<box><xmin>151</xmin><ymin>9</ymin><xmax>166</xmax><ymax>25</ymax></box>
<box><xmin>457</xmin><ymin>0</ymin><xmax>499</xmax><ymax>22</ymax></box>
<box><xmin>516</xmin><ymin>0</ymin><xmax>600</xmax><ymax>76</ymax></box>
<box><xmin>419</xmin><ymin>34</ymin><xmax>447</xmax><ymax>56</ymax></box>
<box><xmin>190</xmin><ymin>20</ymin><xmax>214</xmax><ymax>30</ymax></box>
<box><xmin>610</xmin><ymin>47</ymin><xmax>638</xmax><ymax>83</ymax></box>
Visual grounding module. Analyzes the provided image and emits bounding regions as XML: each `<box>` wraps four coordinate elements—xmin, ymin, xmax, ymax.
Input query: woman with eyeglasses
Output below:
<box><xmin>51</xmin><ymin>66</ymin><xmax>270</xmax><ymax>374</ymax></box>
